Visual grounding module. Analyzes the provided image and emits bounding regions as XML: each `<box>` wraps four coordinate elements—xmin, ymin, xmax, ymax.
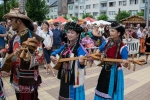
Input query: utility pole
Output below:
<box><xmin>118</xmin><ymin>8</ymin><xmax>121</xmax><ymax>22</ymax></box>
<box><xmin>144</xmin><ymin>0</ymin><xmax>149</xmax><ymax>27</ymax></box>
<box><xmin>4</xmin><ymin>0</ymin><xmax>7</xmax><ymax>14</ymax></box>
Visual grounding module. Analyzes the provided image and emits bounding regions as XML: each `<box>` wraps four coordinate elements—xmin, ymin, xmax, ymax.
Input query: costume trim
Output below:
<box><xmin>95</xmin><ymin>89</ymin><xmax>111</xmax><ymax>98</ymax></box>
<box><xmin>59</xmin><ymin>95</ymin><xmax>74</xmax><ymax>100</ymax></box>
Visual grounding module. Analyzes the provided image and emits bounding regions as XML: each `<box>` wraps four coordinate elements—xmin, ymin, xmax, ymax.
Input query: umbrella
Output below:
<box><xmin>84</xmin><ymin>17</ymin><xmax>96</xmax><ymax>22</ymax></box>
<box><xmin>92</xmin><ymin>20</ymin><xmax>111</xmax><ymax>25</ymax></box>
<box><xmin>47</xmin><ymin>19</ymin><xmax>53</xmax><ymax>22</ymax></box>
<box><xmin>53</xmin><ymin>16</ymin><xmax>67</xmax><ymax>23</ymax></box>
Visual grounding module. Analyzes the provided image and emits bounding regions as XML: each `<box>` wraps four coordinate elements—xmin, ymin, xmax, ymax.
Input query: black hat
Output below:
<box><xmin>111</xmin><ymin>21</ymin><xmax>120</xmax><ymax>28</ymax></box>
<box><xmin>53</xmin><ymin>22</ymin><xmax>59</xmax><ymax>26</ymax></box>
<box><xmin>64</xmin><ymin>22</ymin><xmax>84</xmax><ymax>33</ymax></box>
<box><xmin>111</xmin><ymin>21</ymin><xmax>125</xmax><ymax>38</ymax></box>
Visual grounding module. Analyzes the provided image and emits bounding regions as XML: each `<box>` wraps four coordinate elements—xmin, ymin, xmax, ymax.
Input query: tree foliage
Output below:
<box><xmin>26</xmin><ymin>0</ymin><xmax>49</xmax><ymax>24</ymax></box>
<box><xmin>136</xmin><ymin>11</ymin><xmax>144</xmax><ymax>16</ymax></box>
<box><xmin>0</xmin><ymin>0</ymin><xmax>18</xmax><ymax>21</ymax></box>
<box><xmin>71</xmin><ymin>16</ymin><xmax>78</xmax><ymax>21</ymax></box>
<box><xmin>63</xmin><ymin>15</ymin><xmax>68</xmax><ymax>20</ymax></box>
<box><xmin>97</xmin><ymin>14</ymin><xmax>108</xmax><ymax>21</ymax></box>
<box><xmin>82</xmin><ymin>13</ymin><xmax>94</xmax><ymax>19</ymax></box>
<box><xmin>115</xmin><ymin>10</ymin><xmax>131</xmax><ymax>23</ymax></box>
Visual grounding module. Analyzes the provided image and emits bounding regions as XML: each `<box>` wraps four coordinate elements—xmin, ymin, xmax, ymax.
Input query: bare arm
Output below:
<box><xmin>92</xmin><ymin>30</ymin><xmax>102</xmax><ymax>37</ymax></box>
<box><xmin>0</xmin><ymin>33</ymin><xmax>7</xmax><ymax>37</ymax></box>
<box><xmin>50</xmin><ymin>36</ymin><xmax>53</xmax><ymax>47</ymax></box>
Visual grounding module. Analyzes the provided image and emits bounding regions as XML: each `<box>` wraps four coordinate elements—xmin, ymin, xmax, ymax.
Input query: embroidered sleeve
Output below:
<box><xmin>121</xmin><ymin>46</ymin><xmax>128</xmax><ymax>60</ymax></box>
<box><xmin>51</xmin><ymin>44</ymin><xmax>66</xmax><ymax>56</ymax></box>
<box><xmin>99</xmin><ymin>41</ymin><xmax>107</xmax><ymax>52</ymax></box>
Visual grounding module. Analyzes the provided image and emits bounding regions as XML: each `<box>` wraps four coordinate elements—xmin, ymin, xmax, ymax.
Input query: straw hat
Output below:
<box><xmin>3</xmin><ymin>8</ymin><xmax>32</xmax><ymax>22</ymax></box>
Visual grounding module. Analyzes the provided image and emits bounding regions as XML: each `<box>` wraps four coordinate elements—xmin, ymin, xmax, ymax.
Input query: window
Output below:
<box><xmin>129</xmin><ymin>10</ymin><xmax>138</xmax><ymax>15</ymax></box>
<box><xmin>130</xmin><ymin>0</ymin><xmax>138</xmax><ymax>5</ymax></box>
<box><xmin>51</xmin><ymin>16</ymin><xmax>53</xmax><ymax>19</ymax></box>
<box><xmin>101</xmin><ymin>3</ymin><xmax>107</xmax><ymax>7</ymax></box>
<box><xmin>86</xmin><ymin>5</ymin><xmax>91</xmax><ymax>9</ymax></box>
<box><xmin>54</xmin><ymin>8</ymin><xmax>57</xmax><ymax>12</ymax></box>
<box><xmin>80</xmin><ymin>0</ymin><xmax>85</xmax><ymax>2</ymax></box>
<box><xmin>109</xmin><ymin>11</ymin><xmax>116</xmax><ymax>15</ymax></box>
<box><xmin>69</xmin><ymin>5</ymin><xmax>73</xmax><ymax>10</ymax></box>
<box><xmin>142</xmin><ymin>0</ymin><xmax>145</xmax><ymax>3</ymax></box>
<box><xmin>80</xmin><ymin>5</ymin><xmax>84</xmax><ymax>9</ymax></box>
<box><xmin>119</xmin><ymin>1</ymin><xmax>126</xmax><ymax>6</ymax></box>
<box><xmin>93</xmin><ymin>12</ymin><xmax>98</xmax><ymax>16</ymax></box>
<box><xmin>80</xmin><ymin>13</ymin><xmax>83</xmax><ymax>16</ymax></box>
<box><xmin>47</xmin><ymin>0</ymin><xmax>49</xmax><ymax>2</ymax></box>
<box><xmin>109</xmin><ymin>2</ymin><xmax>116</xmax><ymax>7</ymax></box>
<box><xmin>93</xmin><ymin>4</ymin><xmax>98</xmax><ymax>8</ymax></box>
<box><xmin>75</xmin><ymin>6</ymin><xmax>78</xmax><ymax>9</ymax></box>
<box><xmin>54</xmin><ymin>15</ymin><xmax>57</xmax><ymax>19</ymax></box>
<box><xmin>101</xmin><ymin>12</ymin><xmax>106</xmax><ymax>14</ymax></box>
<box><xmin>75</xmin><ymin>13</ymin><xmax>78</xmax><ymax>17</ymax></box>
<box><xmin>50</xmin><ymin>8</ymin><xmax>53</xmax><ymax>12</ymax></box>
<box><xmin>70</xmin><ymin>14</ymin><xmax>72</xmax><ymax>17</ymax></box>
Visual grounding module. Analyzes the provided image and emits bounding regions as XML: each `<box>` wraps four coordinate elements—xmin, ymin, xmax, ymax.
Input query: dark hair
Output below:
<box><xmin>84</xmin><ymin>27</ymin><xmax>88</xmax><ymax>32</ymax></box>
<box><xmin>111</xmin><ymin>22</ymin><xmax>125</xmax><ymax>40</ymax></box>
<box><xmin>19</xmin><ymin>18</ymin><xmax>34</xmax><ymax>31</ymax></box>
<box><xmin>42</xmin><ymin>20</ymin><xmax>49</xmax><ymax>31</ymax></box>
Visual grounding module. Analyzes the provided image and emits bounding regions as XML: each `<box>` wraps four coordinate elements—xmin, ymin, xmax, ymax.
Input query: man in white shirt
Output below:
<box><xmin>33</xmin><ymin>22</ymin><xmax>41</xmax><ymax>36</ymax></box>
<box><xmin>98</xmin><ymin>23</ymin><xmax>104</xmax><ymax>34</ymax></box>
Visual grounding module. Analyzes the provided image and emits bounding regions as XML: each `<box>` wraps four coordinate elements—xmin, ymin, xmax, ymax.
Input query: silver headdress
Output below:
<box><xmin>18</xmin><ymin>0</ymin><xmax>27</xmax><ymax>14</ymax></box>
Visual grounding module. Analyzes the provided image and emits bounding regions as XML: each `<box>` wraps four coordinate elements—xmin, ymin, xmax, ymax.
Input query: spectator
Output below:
<box><xmin>103</xmin><ymin>25</ymin><xmax>110</xmax><ymax>39</ymax></box>
<box><xmin>39</xmin><ymin>21</ymin><xmax>55</xmax><ymax>76</ymax></box>
<box><xmin>81</xmin><ymin>27</ymin><xmax>93</xmax><ymax>38</ymax></box>
<box><xmin>0</xmin><ymin>24</ymin><xmax>7</xmax><ymax>50</ymax></box>
<box><xmin>81</xmin><ymin>33</ymin><xmax>94</xmax><ymax>48</ymax></box>
<box><xmin>33</xmin><ymin>22</ymin><xmax>40</xmax><ymax>35</ymax></box>
<box><xmin>51</xmin><ymin>22</ymin><xmax>62</xmax><ymax>50</ymax></box>
<box><xmin>142</xmin><ymin>28</ymin><xmax>146</xmax><ymax>38</ymax></box>
<box><xmin>61</xmin><ymin>24</ymin><xmax>67</xmax><ymax>44</ymax></box>
<box><xmin>136</xmin><ymin>24</ymin><xmax>144</xmax><ymax>38</ymax></box>
<box><xmin>145</xmin><ymin>31</ymin><xmax>150</xmax><ymax>64</ymax></box>
<box><xmin>131</xmin><ymin>28</ymin><xmax>138</xmax><ymax>39</ymax></box>
<box><xmin>98</xmin><ymin>23</ymin><xmax>104</xmax><ymax>34</ymax></box>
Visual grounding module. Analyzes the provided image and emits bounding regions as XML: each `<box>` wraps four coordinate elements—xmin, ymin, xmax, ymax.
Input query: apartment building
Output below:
<box><xmin>48</xmin><ymin>0</ymin><xmax>149</xmax><ymax>21</ymax></box>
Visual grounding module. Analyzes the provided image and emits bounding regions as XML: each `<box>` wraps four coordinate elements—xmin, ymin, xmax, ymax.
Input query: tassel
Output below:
<box><xmin>65</xmin><ymin>73</ymin><xmax>68</xmax><ymax>83</ymax></box>
<box><xmin>26</xmin><ymin>50</ymin><xmax>30</xmax><ymax>59</ymax></box>
<box><xmin>20</xmin><ymin>49</ymin><xmax>25</xmax><ymax>58</ymax></box>
<box><xmin>77</xmin><ymin>71</ymin><xmax>79</xmax><ymax>85</ymax></box>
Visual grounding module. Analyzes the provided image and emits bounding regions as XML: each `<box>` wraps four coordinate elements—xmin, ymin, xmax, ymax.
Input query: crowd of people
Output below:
<box><xmin>0</xmin><ymin>7</ymin><xmax>150</xmax><ymax>100</ymax></box>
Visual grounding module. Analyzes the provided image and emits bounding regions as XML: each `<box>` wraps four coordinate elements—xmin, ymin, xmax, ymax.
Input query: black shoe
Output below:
<box><xmin>145</xmin><ymin>62</ymin><xmax>147</xmax><ymax>64</ymax></box>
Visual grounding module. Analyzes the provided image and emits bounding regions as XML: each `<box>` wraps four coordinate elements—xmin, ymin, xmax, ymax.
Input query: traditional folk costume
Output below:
<box><xmin>94</xmin><ymin>22</ymin><xmax>128</xmax><ymax>100</ymax></box>
<box><xmin>3</xmin><ymin>5</ymin><xmax>43</xmax><ymax>100</ymax></box>
<box><xmin>51</xmin><ymin>22</ymin><xmax>86</xmax><ymax>100</ymax></box>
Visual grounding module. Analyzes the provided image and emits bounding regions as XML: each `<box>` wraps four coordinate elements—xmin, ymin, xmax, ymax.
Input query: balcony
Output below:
<box><xmin>100</xmin><ymin>7</ymin><xmax>107</xmax><ymax>11</ymax></box>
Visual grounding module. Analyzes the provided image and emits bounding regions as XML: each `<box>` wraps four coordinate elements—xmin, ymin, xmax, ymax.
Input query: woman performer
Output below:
<box><xmin>94</xmin><ymin>22</ymin><xmax>128</xmax><ymax>100</ymax></box>
<box><xmin>50</xmin><ymin>22</ymin><xmax>86</xmax><ymax>100</ymax></box>
<box><xmin>145</xmin><ymin>30</ymin><xmax>150</xmax><ymax>64</ymax></box>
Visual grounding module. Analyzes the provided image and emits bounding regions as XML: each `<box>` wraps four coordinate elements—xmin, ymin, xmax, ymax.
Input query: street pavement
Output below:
<box><xmin>2</xmin><ymin>56</ymin><xmax>150</xmax><ymax>100</ymax></box>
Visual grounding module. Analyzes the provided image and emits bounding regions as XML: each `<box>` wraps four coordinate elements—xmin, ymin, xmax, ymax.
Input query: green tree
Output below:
<box><xmin>115</xmin><ymin>10</ymin><xmax>131</xmax><ymax>23</ymax></box>
<box><xmin>97</xmin><ymin>14</ymin><xmax>108</xmax><ymax>21</ymax></box>
<box><xmin>71</xmin><ymin>16</ymin><xmax>78</xmax><ymax>21</ymax></box>
<box><xmin>26</xmin><ymin>0</ymin><xmax>49</xmax><ymax>24</ymax></box>
<box><xmin>63</xmin><ymin>15</ymin><xmax>68</xmax><ymax>20</ymax></box>
<box><xmin>136</xmin><ymin>11</ymin><xmax>144</xmax><ymax>16</ymax></box>
<box><xmin>0</xmin><ymin>0</ymin><xmax>18</xmax><ymax>21</ymax></box>
<box><xmin>82</xmin><ymin>13</ymin><xmax>94</xmax><ymax>19</ymax></box>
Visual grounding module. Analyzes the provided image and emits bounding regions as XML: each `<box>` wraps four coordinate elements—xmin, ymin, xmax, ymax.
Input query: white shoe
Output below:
<box><xmin>44</xmin><ymin>65</ymin><xmax>46</xmax><ymax>69</ymax></box>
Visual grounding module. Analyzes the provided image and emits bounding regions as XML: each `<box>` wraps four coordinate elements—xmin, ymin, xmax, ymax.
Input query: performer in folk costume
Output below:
<box><xmin>94</xmin><ymin>22</ymin><xmax>128</xmax><ymax>100</ymax></box>
<box><xmin>50</xmin><ymin>22</ymin><xmax>86</xmax><ymax>100</ymax></box>
<box><xmin>3</xmin><ymin>3</ymin><xmax>43</xmax><ymax>100</ymax></box>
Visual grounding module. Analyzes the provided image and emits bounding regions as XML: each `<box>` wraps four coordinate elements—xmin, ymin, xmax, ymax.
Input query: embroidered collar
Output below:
<box><xmin>17</xmin><ymin>28</ymin><xmax>28</xmax><ymax>36</ymax></box>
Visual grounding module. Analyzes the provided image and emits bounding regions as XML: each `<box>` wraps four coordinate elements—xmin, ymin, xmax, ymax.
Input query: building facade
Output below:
<box><xmin>48</xmin><ymin>0</ymin><xmax>150</xmax><ymax>21</ymax></box>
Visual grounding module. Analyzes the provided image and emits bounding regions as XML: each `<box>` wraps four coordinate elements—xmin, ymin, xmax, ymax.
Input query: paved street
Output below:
<box><xmin>2</xmin><ymin>56</ymin><xmax>150</xmax><ymax>100</ymax></box>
